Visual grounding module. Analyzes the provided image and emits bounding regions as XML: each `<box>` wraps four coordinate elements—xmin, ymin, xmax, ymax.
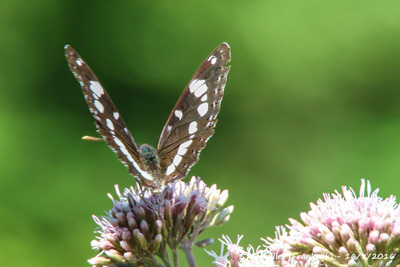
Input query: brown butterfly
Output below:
<box><xmin>65</xmin><ymin>43</ymin><xmax>231</xmax><ymax>190</ymax></box>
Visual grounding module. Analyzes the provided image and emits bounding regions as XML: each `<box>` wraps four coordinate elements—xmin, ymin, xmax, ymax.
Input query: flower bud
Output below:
<box><xmin>87</xmin><ymin>256</ymin><xmax>112</xmax><ymax>266</ymax></box>
<box><xmin>211</xmin><ymin>205</ymin><xmax>234</xmax><ymax>226</ymax></box>
<box><xmin>133</xmin><ymin>229</ymin><xmax>148</xmax><ymax>250</ymax></box>
<box><xmin>105</xmin><ymin>249</ymin><xmax>126</xmax><ymax>263</ymax></box>
<box><xmin>195</xmin><ymin>238</ymin><xmax>214</xmax><ymax>247</ymax></box>
<box><xmin>149</xmin><ymin>234</ymin><xmax>163</xmax><ymax>253</ymax></box>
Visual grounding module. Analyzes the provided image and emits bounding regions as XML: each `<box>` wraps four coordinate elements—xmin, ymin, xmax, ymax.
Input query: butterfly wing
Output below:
<box><xmin>65</xmin><ymin>45</ymin><xmax>145</xmax><ymax>181</ymax></box>
<box><xmin>157</xmin><ymin>43</ymin><xmax>231</xmax><ymax>182</ymax></box>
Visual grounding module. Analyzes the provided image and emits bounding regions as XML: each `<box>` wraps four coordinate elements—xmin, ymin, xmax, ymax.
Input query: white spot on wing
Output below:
<box><xmin>114</xmin><ymin>138</ymin><xmax>133</xmax><ymax>163</ymax></box>
<box><xmin>113</xmin><ymin>112</ymin><xmax>120</xmax><ymax>120</ymax></box>
<box><xmin>89</xmin><ymin>81</ymin><xmax>104</xmax><ymax>98</ymax></box>
<box><xmin>188</xmin><ymin>121</ymin><xmax>198</xmax><ymax>134</ymax></box>
<box><xmin>114</xmin><ymin>137</ymin><xmax>153</xmax><ymax>181</ymax></box>
<box><xmin>114</xmin><ymin>137</ymin><xmax>124</xmax><ymax>149</ymax></box>
<box><xmin>175</xmin><ymin>110</ymin><xmax>183</xmax><ymax>120</ymax></box>
<box><xmin>120</xmin><ymin>146</ymin><xmax>129</xmax><ymax>157</ymax></box>
<box><xmin>173</xmin><ymin>155</ymin><xmax>182</xmax><ymax>165</ymax></box>
<box><xmin>194</xmin><ymin>83</ymin><xmax>207</xmax><ymax>97</ymax></box>
<box><xmin>209</xmin><ymin>56</ymin><xmax>217</xmax><ymax>64</ymax></box>
<box><xmin>201</xmin><ymin>94</ymin><xmax>207</xmax><ymax>101</ymax></box>
<box><xmin>181</xmin><ymin>140</ymin><xmax>192</xmax><ymax>149</ymax></box>
<box><xmin>178</xmin><ymin>140</ymin><xmax>192</xmax><ymax>155</ymax></box>
<box><xmin>124</xmin><ymin>151</ymin><xmax>134</xmax><ymax>162</ymax></box>
<box><xmin>94</xmin><ymin>100</ymin><xmax>105</xmax><ymax>113</ymax></box>
<box><xmin>76</xmin><ymin>58</ymin><xmax>83</xmax><ymax>66</ymax></box>
<box><xmin>166</xmin><ymin>125</ymin><xmax>172</xmax><ymax>132</ymax></box>
<box><xmin>132</xmin><ymin>160</ymin><xmax>154</xmax><ymax>181</ymax></box>
<box><xmin>106</xmin><ymin>119</ymin><xmax>114</xmax><ymax>130</ymax></box>
<box><xmin>197</xmin><ymin>103</ymin><xmax>208</xmax><ymax>117</ymax></box>
<box><xmin>166</xmin><ymin>164</ymin><xmax>175</xmax><ymax>175</ymax></box>
<box><xmin>136</xmin><ymin>165</ymin><xmax>154</xmax><ymax>180</ymax></box>
<box><xmin>189</xmin><ymin>79</ymin><xmax>205</xmax><ymax>93</ymax></box>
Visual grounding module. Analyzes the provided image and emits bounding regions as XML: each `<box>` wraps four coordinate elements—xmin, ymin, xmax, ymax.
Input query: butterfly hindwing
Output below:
<box><xmin>157</xmin><ymin>43</ymin><xmax>231</xmax><ymax>182</ymax></box>
<box><xmin>64</xmin><ymin>45</ymin><xmax>144</xmax><ymax>180</ymax></box>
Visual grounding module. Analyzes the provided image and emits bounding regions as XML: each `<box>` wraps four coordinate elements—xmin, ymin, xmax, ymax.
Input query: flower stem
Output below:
<box><xmin>148</xmin><ymin>256</ymin><xmax>165</xmax><ymax>267</ymax></box>
<box><xmin>172</xmin><ymin>248</ymin><xmax>179</xmax><ymax>267</ymax></box>
<box><xmin>156</xmin><ymin>246</ymin><xmax>173</xmax><ymax>267</ymax></box>
<box><xmin>181</xmin><ymin>240</ymin><xmax>196</xmax><ymax>267</ymax></box>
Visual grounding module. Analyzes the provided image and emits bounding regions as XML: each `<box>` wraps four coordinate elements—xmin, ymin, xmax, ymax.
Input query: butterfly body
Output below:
<box><xmin>139</xmin><ymin>144</ymin><xmax>160</xmax><ymax>168</ymax></box>
<box><xmin>65</xmin><ymin>43</ymin><xmax>231</xmax><ymax>190</ymax></box>
<box><xmin>138</xmin><ymin>144</ymin><xmax>162</xmax><ymax>176</ymax></box>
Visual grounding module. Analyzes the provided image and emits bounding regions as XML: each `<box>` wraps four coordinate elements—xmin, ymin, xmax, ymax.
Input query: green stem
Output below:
<box><xmin>157</xmin><ymin>244</ymin><xmax>173</xmax><ymax>267</ymax></box>
<box><xmin>181</xmin><ymin>240</ymin><xmax>196</xmax><ymax>267</ymax></box>
<box><xmin>172</xmin><ymin>248</ymin><xmax>179</xmax><ymax>267</ymax></box>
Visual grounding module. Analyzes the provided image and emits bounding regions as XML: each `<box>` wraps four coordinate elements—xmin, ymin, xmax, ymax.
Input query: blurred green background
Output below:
<box><xmin>2</xmin><ymin>0</ymin><xmax>400</xmax><ymax>266</ymax></box>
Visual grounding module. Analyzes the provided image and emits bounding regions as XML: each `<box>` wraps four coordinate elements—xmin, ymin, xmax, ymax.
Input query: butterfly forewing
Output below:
<box><xmin>64</xmin><ymin>45</ymin><xmax>143</xmax><ymax>179</ymax></box>
<box><xmin>157</xmin><ymin>43</ymin><xmax>231</xmax><ymax>182</ymax></box>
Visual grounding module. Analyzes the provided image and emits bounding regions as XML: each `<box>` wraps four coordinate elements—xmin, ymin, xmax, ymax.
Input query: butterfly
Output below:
<box><xmin>65</xmin><ymin>43</ymin><xmax>231</xmax><ymax>190</ymax></box>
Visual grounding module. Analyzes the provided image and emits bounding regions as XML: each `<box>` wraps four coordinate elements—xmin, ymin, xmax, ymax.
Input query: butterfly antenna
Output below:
<box><xmin>82</xmin><ymin>135</ymin><xmax>103</xmax><ymax>141</ymax></box>
<box><xmin>148</xmin><ymin>135</ymin><xmax>160</xmax><ymax>145</ymax></box>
